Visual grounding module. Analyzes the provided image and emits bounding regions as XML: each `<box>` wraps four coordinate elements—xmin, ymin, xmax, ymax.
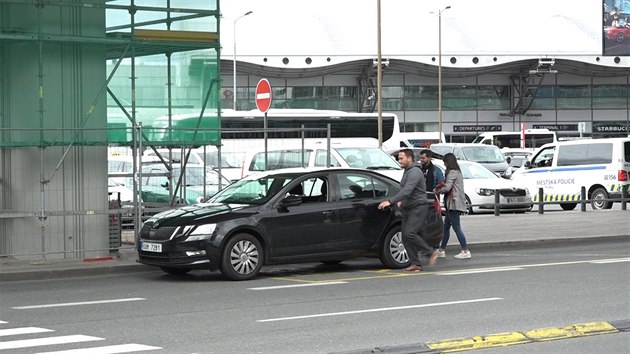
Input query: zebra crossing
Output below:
<box><xmin>0</xmin><ymin>320</ymin><xmax>161</xmax><ymax>353</ymax></box>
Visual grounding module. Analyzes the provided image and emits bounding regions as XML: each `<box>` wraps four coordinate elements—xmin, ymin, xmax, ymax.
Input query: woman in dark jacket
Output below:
<box><xmin>433</xmin><ymin>153</ymin><xmax>471</xmax><ymax>259</ymax></box>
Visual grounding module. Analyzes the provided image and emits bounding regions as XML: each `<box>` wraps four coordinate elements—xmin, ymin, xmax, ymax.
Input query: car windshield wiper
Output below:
<box><xmin>366</xmin><ymin>166</ymin><xmax>399</xmax><ymax>170</ymax></box>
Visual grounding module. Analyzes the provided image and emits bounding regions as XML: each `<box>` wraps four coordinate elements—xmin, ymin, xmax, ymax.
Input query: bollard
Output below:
<box><xmin>623</xmin><ymin>184</ymin><xmax>628</xmax><ymax>211</ymax></box>
<box><xmin>494</xmin><ymin>189</ymin><xmax>500</xmax><ymax>216</ymax></box>
<box><xmin>538</xmin><ymin>188</ymin><xmax>544</xmax><ymax>214</ymax></box>
<box><xmin>580</xmin><ymin>186</ymin><xmax>586</xmax><ymax>212</ymax></box>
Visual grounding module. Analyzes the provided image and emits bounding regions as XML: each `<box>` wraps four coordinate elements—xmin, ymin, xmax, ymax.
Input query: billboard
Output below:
<box><xmin>603</xmin><ymin>0</ymin><xmax>630</xmax><ymax>55</ymax></box>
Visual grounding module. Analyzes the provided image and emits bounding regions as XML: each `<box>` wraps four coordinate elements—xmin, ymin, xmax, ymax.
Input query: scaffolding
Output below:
<box><xmin>0</xmin><ymin>0</ymin><xmax>222</xmax><ymax>259</ymax></box>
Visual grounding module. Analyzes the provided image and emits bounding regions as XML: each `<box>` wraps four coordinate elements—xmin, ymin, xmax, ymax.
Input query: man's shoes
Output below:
<box><xmin>454</xmin><ymin>250</ymin><xmax>471</xmax><ymax>259</ymax></box>
<box><xmin>404</xmin><ymin>264</ymin><xmax>423</xmax><ymax>272</ymax></box>
<box><xmin>436</xmin><ymin>249</ymin><xmax>446</xmax><ymax>258</ymax></box>
<box><xmin>428</xmin><ymin>251</ymin><xmax>439</xmax><ymax>266</ymax></box>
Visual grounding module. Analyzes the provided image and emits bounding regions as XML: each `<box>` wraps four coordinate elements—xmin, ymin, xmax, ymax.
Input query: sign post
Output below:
<box><xmin>255</xmin><ymin>79</ymin><xmax>272</xmax><ymax>169</ymax></box>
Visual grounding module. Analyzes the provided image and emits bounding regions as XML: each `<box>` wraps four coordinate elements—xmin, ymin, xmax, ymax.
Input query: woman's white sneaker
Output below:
<box><xmin>454</xmin><ymin>250</ymin><xmax>471</xmax><ymax>259</ymax></box>
<box><xmin>436</xmin><ymin>249</ymin><xmax>446</xmax><ymax>258</ymax></box>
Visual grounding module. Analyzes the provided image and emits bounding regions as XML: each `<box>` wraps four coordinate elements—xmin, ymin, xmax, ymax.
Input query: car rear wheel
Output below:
<box><xmin>560</xmin><ymin>203</ymin><xmax>577</xmax><ymax>210</ymax></box>
<box><xmin>591</xmin><ymin>187</ymin><xmax>612</xmax><ymax>210</ymax></box>
<box><xmin>616</xmin><ymin>32</ymin><xmax>625</xmax><ymax>43</ymax></box>
<box><xmin>159</xmin><ymin>266</ymin><xmax>191</xmax><ymax>275</ymax></box>
<box><xmin>379</xmin><ymin>225</ymin><xmax>409</xmax><ymax>269</ymax></box>
<box><xmin>220</xmin><ymin>233</ymin><xmax>263</xmax><ymax>281</ymax></box>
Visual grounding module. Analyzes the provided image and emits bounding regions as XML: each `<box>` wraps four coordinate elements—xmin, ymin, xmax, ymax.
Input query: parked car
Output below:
<box><xmin>108</xmin><ymin>154</ymin><xmax>160</xmax><ymax>185</ymax></box>
<box><xmin>433</xmin><ymin>159</ymin><xmax>533</xmax><ymax>214</ymax></box>
<box><xmin>430</xmin><ymin>143</ymin><xmax>509</xmax><ymax>176</ymax></box>
<box><xmin>144</xmin><ymin>147</ymin><xmax>245</xmax><ymax>183</ymax></box>
<box><xmin>502</xmin><ymin>148</ymin><xmax>533</xmax><ymax>178</ymax></box>
<box><xmin>137</xmin><ymin>167</ymin><xmax>444</xmax><ymax>280</ymax></box>
<box><xmin>605</xmin><ymin>25</ymin><xmax>630</xmax><ymax>43</ymax></box>
<box><xmin>241</xmin><ymin>143</ymin><xmax>404</xmax><ymax>181</ymax></box>
<box><xmin>138</xmin><ymin>163</ymin><xmax>231</xmax><ymax>206</ymax></box>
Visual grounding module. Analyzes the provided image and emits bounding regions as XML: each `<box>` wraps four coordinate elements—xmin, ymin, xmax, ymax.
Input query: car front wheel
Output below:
<box><xmin>220</xmin><ymin>234</ymin><xmax>263</xmax><ymax>281</ymax></box>
<box><xmin>379</xmin><ymin>226</ymin><xmax>410</xmax><ymax>269</ymax></box>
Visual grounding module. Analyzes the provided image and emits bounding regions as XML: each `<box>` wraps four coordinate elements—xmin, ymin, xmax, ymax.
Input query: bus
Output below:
<box><xmin>471</xmin><ymin>129</ymin><xmax>557</xmax><ymax>150</ymax></box>
<box><xmin>148</xmin><ymin>109</ymin><xmax>402</xmax><ymax>151</ymax></box>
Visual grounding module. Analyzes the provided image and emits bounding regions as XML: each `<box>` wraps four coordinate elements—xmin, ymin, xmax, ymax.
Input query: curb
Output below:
<box><xmin>331</xmin><ymin>320</ymin><xmax>630</xmax><ymax>354</ymax></box>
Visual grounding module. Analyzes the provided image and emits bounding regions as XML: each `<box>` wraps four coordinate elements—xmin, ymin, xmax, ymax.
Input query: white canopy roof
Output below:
<box><xmin>220</xmin><ymin>0</ymin><xmax>610</xmax><ymax>69</ymax></box>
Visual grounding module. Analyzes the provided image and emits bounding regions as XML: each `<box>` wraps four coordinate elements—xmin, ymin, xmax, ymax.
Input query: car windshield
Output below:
<box><xmin>459</xmin><ymin>163</ymin><xmax>498</xmax><ymax>179</ymax></box>
<box><xmin>430</xmin><ymin>145</ymin><xmax>453</xmax><ymax>156</ymax></box>
<box><xmin>336</xmin><ymin>147</ymin><xmax>401</xmax><ymax>169</ymax></box>
<box><xmin>202</xmin><ymin>151</ymin><xmax>244</xmax><ymax>168</ymax></box>
<box><xmin>207</xmin><ymin>173</ymin><xmax>297</xmax><ymax>204</ymax></box>
<box><xmin>142</xmin><ymin>165</ymin><xmax>228</xmax><ymax>186</ymax></box>
<box><xmin>461</xmin><ymin>146</ymin><xmax>505</xmax><ymax>163</ymax></box>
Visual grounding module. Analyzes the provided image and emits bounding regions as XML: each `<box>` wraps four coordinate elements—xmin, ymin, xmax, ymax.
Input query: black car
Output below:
<box><xmin>137</xmin><ymin>167</ymin><xmax>444</xmax><ymax>280</ymax></box>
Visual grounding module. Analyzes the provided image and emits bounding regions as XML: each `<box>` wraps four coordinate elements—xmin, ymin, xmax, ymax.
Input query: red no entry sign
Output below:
<box><xmin>255</xmin><ymin>78</ymin><xmax>272</xmax><ymax>113</ymax></box>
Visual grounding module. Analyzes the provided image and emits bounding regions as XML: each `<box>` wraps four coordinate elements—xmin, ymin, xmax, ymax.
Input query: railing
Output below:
<box><xmin>471</xmin><ymin>184</ymin><xmax>629</xmax><ymax>216</ymax></box>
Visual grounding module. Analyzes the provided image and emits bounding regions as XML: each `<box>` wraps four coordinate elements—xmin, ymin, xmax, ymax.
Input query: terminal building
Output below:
<box><xmin>1</xmin><ymin>0</ymin><xmax>629</xmax><ymax>259</ymax></box>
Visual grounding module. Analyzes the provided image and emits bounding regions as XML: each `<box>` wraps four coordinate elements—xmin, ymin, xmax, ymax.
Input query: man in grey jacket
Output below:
<box><xmin>378</xmin><ymin>149</ymin><xmax>438</xmax><ymax>271</ymax></box>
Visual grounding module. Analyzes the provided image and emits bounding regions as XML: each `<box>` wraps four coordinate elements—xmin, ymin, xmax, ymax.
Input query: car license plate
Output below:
<box><xmin>507</xmin><ymin>197</ymin><xmax>524</xmax><ymax>203</ymax></box>
<box><xmin>141</xmin><ymin>242</ymin><xmax>162</xmax><ymax>253</ymax></box>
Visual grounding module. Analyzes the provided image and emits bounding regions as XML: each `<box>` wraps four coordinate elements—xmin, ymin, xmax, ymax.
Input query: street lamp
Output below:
<box><xmin>437</xmin><ymin>5</ymin><xmax>450</xmax><ymax>141</ymax></box>
<box><xmin>233</xmin><ymin>10</ymin><xmax>253</xmax><ymax>110</ymax></box>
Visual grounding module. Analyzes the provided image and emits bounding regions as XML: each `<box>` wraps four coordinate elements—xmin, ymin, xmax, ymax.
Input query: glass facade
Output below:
<box><xmin>222</xmin><ymin>83</ymin><xmax>629</xmax><ymax>113</ymax></box>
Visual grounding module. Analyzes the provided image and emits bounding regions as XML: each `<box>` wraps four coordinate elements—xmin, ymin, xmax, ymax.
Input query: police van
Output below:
<box><xmin>510</xmin><ymin>138</ymin><xmax>630</xmax><ymax>210</ymax></box>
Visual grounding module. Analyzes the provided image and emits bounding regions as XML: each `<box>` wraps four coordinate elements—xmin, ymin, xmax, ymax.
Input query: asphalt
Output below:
<box><xmin>1</xmin><ymin>209</ymin><xmax>628</xmax><ymax>282</ymax></box>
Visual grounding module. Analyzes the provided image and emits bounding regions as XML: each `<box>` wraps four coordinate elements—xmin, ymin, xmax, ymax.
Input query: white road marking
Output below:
<box><xmin>256</xmin><ymin>92</ymin><xmax>270</xmax><ymax>99</ymax></box>
<box><xmin>249</xmin><ymin>281</ymin><xmax>347</xmax><ymax>290</ymax></box>
<box><xmin>0</xmin><ymin>321</ymin><xmax>7</xmax><ymax>324</ymax></box>
<box><xmin>590</xmin><ymin>258</ymin><xmax>630</xmax><ymax>264</ymax></box>
<box><xmin>438</xmin><ymin>267</ymin><xmax>523</xmax><ymax>275</ymax></box>
<box><xmin>36</xmin><ymin>343</ymin><xmax>162</xmax><ymax>354</ymax></box>
<box><xmin>11</xmin><ymin>298</ymin><xmax>145</xmax><ymax>310</ymax></box>
<box><xmin>257</xmin><ymin>297</ymin><xmax>503</xmax><ymax>323</ymax></box>
<box><xmin>0</xmin><ymin>327</ymin><xmax>54</xmax><ymax>336</ymax></box>
<box><xmin>0</xmin><ymin>335</ymin><xmax>103</xmax><ymax>350</ymax></box>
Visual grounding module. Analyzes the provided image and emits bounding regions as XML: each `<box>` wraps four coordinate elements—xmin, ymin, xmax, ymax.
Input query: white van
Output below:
<box><xmin>242</xmin><ymin>143</ymin><xmax>404</xmax><ymax>181</ymax></box>
<box><xmin>472</xmin><ymin>129</ymin><xmax>557</xmax><ymax>150</ymax></box>
<box><xmin>399</xmin><ymin>132</ymin><xmax>445</xmax><ymax>148</ymax></box>
<box><xmin>511</xmin><ymin>138</ymin><xmax>630</xmax><ymax>210</ymax></box>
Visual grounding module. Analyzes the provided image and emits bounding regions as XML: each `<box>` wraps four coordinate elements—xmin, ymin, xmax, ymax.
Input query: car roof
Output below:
<box><xmin>241</xmin><ymin>166</ymin><xmax>398</xmax><ymax>180</ymax></box>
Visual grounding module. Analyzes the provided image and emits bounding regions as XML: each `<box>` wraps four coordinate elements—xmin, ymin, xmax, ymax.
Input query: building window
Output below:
<box><xmin>592</xmin><ymin>85</ymin><xmax>628</xmax><ymax>109</ymax></box>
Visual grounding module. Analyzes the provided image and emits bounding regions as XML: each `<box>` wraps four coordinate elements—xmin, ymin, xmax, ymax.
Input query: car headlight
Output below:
<box><xmin>476</xmin><ymin>188</ymin><xmax>495</xmax><ymax>196</ymax></box>
<box><xmin>185</xmin><ymin>223</ymin><xmax>217</xmax><ymax>241</ymax></box>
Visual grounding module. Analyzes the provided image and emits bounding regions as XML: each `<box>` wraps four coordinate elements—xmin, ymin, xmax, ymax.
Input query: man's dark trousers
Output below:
<box><xmin>401</xmin><ymin>204</ymin><xmax>432</xmax><ymax>265</ymax></box>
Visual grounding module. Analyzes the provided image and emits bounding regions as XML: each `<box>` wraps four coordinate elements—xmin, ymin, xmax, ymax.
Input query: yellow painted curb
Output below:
<box><xmin>525</xmin><ymin>321</ymin><xmax>619</xmax><ymax>341</ymax></box>
<box><xmin>427</xmin><ymin>332</ymin><xmax>530</xmax><ymax>352</ymax></box>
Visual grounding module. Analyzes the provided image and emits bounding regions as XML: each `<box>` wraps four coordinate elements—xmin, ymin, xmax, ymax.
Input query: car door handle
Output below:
<box><xmin>322</xmin><ymin>210</ymin><xmax>334</xmax><ymax>215</ymax></box>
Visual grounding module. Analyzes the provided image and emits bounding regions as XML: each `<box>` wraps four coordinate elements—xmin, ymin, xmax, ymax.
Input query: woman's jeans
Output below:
<box><xmin>440</xmin><ymin>209</ymin><xmax>468</xmax><ymax>250</ymax></box>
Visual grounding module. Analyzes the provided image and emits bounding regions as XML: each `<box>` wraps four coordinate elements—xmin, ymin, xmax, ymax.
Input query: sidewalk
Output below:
<box><xmin>1</xmin><ymin>209</ymin><xmax>628</xmax><ymax>282</ymax></box>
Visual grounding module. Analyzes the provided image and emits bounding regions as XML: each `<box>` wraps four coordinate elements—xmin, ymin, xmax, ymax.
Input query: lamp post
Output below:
<box><xmin>233</xmin><ymin>10</ymin><xmax>253</xmax><ymax>110</ymax></box>
<box><xmin>437</xmin><ymin>5</ymin><xmax>450</xmax><ymax>140</ymax></box>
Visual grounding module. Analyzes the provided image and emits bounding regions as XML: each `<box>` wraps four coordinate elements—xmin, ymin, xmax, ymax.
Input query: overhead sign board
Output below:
<box><xmin>255</xmin><ymin>78</ymin><xmax>272</xmax><ymax>113</ymax></box>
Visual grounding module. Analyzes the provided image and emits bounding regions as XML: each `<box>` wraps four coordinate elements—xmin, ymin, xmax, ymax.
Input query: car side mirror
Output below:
<box><xmin>280</xmin><ymin>194</ymin><xmax>302</xmax><ymax>207</ymax></box>
<box><xmin>505</xmin><ymin>156</ymin><xmax>511</xmax><ymax>164</ymax></box>
<box><xmin>524</xmin><ymin>161</ymin><xmax>531</xmax><ymax>168</ymax></box>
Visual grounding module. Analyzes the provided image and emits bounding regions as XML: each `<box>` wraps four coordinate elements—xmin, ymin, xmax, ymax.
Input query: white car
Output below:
<box><xmin>433</xmin><ymin>159</ymin><xmax>533</xmax><ymax>214</ymax></box>
<box><xmin>241</xmin><ymin>143</ymin><xmax>404</xmax><ymax>181</ymax></box>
